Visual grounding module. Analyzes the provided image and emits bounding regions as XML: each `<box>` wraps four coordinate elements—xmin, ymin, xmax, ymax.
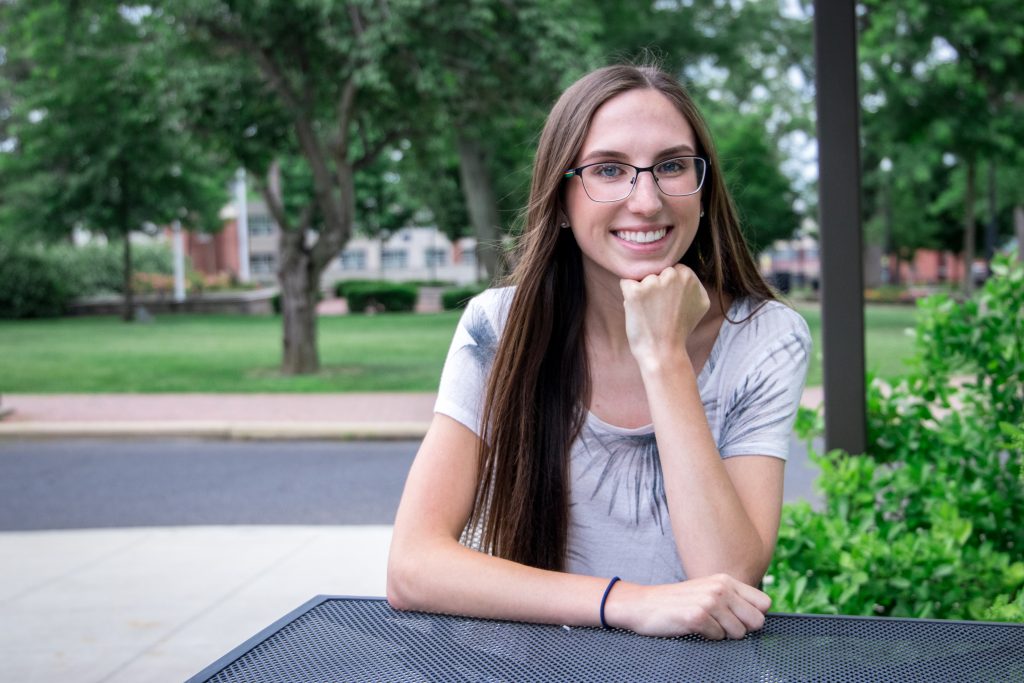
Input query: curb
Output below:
<box><xmin>0</xmin><ymin>421</ymin><xmax>431</xmax><ymax>441</ymax></box>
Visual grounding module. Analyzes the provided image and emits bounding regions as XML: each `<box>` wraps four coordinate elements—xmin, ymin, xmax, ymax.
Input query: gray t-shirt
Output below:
<box><xmin>435</xmin><ymin>286</ymin><xmax>811</xmax><ymax>585</ymax></box>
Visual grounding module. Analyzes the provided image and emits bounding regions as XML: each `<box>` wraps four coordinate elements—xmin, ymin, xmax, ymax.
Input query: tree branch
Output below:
<box><xmin>336</xmin><ymin>77</ymin><xmax>357</xmax><ymax>163</ymax></box>
<box><xmin>354</xmin><ymin>128</ymin><xmax>405</xmax><ymax>171</ymax></box>
<box><xmin>261</xmin><ymin>159</ymin><xmax>294</xmax><ymax>235</ymax></box>
<box><xmin>191</xmin><ymin>16</ymin><xmax>306</xmax><ymax>119</ymax></box>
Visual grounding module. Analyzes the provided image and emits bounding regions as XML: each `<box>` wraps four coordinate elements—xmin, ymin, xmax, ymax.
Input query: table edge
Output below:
<box><xmin>184</xmin><ymin>594</ymin><xmax>1024</xmax><ymax>682</ymax></box>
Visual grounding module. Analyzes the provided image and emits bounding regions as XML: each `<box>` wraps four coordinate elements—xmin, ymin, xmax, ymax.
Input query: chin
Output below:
<box><xmin>617</xmin><ymin>262</ymin><xmax>677</xmax><ymax>282</ymax></box>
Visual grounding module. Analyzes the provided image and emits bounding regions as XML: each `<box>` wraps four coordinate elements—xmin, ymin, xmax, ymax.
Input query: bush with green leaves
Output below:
<box><xmin>333</xmin><ymin>279</ymin><xmax>388</xmax><ymax>298</ymax></box>
<box><xmin>767</xmin><ymin>253</ymin><xmax>1024</xmax><ymax>622</ymax></box>
<box><xmin>441</xmin><ymin>283</ymin><xmax>488</xmax><ymax>310</ymax></box>
<box><xmin>0</xmin><ymin>247</ymin><xmax>71</xmax><ymax>318</ymax></box>
<box><xmin>345</xmin><ymin>282</ymin><xmax>418</xmax><ymax>313</ymax></box>
<box><xmin>47</xmin><ymin>242</ymin><xmax>175</xmax><ymax>295</ymax></box>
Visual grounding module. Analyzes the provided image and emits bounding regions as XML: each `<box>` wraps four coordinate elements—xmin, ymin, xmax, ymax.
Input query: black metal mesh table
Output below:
<box><xmin>188</xmin><ymin>595</ymin><xmax>1024</xmax><ymax>682</ymax></box>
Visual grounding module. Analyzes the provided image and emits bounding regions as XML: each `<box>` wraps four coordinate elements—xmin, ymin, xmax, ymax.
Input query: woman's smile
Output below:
<box><xmin>612</xmin><ymin>225</ymin><xmax>672</xmax><ymax>249</ymax></box>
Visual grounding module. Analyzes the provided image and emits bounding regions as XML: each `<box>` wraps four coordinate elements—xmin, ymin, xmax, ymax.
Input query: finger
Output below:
<box><xmin>735</xmin><ymin>582</ymin><xmax>772</xmax><ymax>613</ymax></box>
<box><xmin>640</xmin><ymin>271</ymin><xmax>661</xmax><ymax>286</ymax></box>
<box><xmin>687</xmin><ymin>608</ymin><xmax>726</xmax><ymax>641</ymax></box>
<box><xmin>728</xmin><ymin>597</ymin><xmax>767</xmax><ymax>633</ymax></box>
<box><xmin>712</xmin><ymin>608</ymin><xmax>750</xmax><ymax>640</ymax></box>
<box><xmin>671</xmin><ymin>263</ymin><xmax>694</xmax><ymax>279</ymax></box>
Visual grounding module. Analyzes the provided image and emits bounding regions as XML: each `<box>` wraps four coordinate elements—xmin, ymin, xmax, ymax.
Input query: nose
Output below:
<box><xmin>625</xmin><ymin>170</ymin><xmax>662</xmax><ymax>217</ymax></box>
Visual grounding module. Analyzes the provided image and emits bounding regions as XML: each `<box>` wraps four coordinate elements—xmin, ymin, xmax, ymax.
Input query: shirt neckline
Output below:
<box><xmin>585</xmin><ymin>296</ymin><xmax>750</xmax><ymax>434</ymax></box>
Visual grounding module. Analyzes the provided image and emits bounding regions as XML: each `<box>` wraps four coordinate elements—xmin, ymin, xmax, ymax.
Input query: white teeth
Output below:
<box><xmin>615</xmin><ymin>228</ymin><xmax>667</xmax><ymax>244</ymax></box>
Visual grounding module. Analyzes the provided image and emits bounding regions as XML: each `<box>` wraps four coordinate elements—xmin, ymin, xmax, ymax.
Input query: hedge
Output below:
<box><xmin>345</xmin><ymin>282</ymin><xmax>418</xmax><ymax>313</ymax></box>
<box><xmin>47</xmin><ymin>242</ymin><xmax>174</xmax><ymax>295</ymax></box>
<box><xmin>333</xmin><ymin>279</ymin><xmax>388</xmax><ymax>298</ymax></box>
<box><xmin>767</xmin><ymin>253</ymin><xmax>1024</xmax><ymax>623</ymax></box>
<box><xmin>0</xmin><ymin>248</ymin><xmax>71</xmax><ymax>318</ymax></box>
<box><xmin>441</xmin><ymin>283</ymin><xmax>488</xmax><ymax>310</ymax></box>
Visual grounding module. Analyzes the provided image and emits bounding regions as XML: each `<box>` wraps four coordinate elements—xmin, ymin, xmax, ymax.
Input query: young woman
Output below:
<box><xmin>387</xmin><ymin>64</ymin><xmax>810</xmax><ymax>640</ymax></box>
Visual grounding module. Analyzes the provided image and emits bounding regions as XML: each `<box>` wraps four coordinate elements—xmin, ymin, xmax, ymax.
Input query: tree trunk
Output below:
<box><xmin>278</xmin><ymin>229</ymin><xmax>320</xmax><ymax>374</ymax></box>
<box><xmin>960</xmin><ymin>158</ymin><xmax>977</xmax><ymax>297</ymax></box>
<box><xmin>1015</xmin><ymin>205</ymin><xmax>1024</xmax><ymax>263</ymax></box>
<box><xmin>456</xmin><ymin>133</ymin><xmax>502</xmax><ymax>282</ymax></box>
<box><xmin>122</xmin><ymin>234</ymin><xmax>135</xmax><ymax>322</ymax></box>
<box><xmin>985</xmin><ymin>160</ymin><xmax>998</xmax><ymax>276</ymax></box>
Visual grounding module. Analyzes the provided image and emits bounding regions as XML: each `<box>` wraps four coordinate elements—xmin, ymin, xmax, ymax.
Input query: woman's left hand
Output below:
<box><xmin>620</xmin><ymin>264</ymin><xmax>709</xmax><ymax>366</ymax></box>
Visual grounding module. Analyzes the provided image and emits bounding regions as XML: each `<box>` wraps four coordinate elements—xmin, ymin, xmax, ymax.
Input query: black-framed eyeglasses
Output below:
<box><xmin>563</xmin><ymin>156</ymin><xmax>708</xmax><ymax>203</ymax></box>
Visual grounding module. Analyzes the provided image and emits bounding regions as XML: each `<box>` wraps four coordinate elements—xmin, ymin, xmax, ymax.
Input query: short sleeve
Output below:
<box><xmin>433</xmin><ymin>288</ymin><xmax>511</xmax><ymax>436</ymax></box>
<box><xmin>717</xmin><ymin>307</ymin><xmax>811</xmax><ymax>459</ymax></box>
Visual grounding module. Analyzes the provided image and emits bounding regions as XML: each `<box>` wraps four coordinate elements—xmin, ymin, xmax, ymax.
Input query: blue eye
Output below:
<box><xmin>656</xmin><ymin>159</ymin><xmax>689</xmax><ymax>176</ymax></box>
<box><xmin>587</xmin><ymin>164</ymin><xmax>626</xmax><ymax>179</ymax></box>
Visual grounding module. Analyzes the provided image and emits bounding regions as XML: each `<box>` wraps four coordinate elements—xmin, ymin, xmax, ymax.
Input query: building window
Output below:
<box><xmin>460</xmin><ymin>248</ymin><xmax>476</xmax><ymax>266</ymax></box>
<box><xmin>340</xmin><ymin>249</ymin><xmax>367</xmax><ymax>270</ymax></box>
<box><xmin>381</xmin><ymin>249</ymin><xmax>408</xmax><ymax>270</ymax></box>
<box><xmin>250</xmin><ymin>253</ymin><xmax>276</xmax><ymax>274</ymax></box>
<box><xmin>248</xmin><ymin>215</ymin><xmax>276</xmax><ymax>236</ymax></box>
<box><xmin>425</xmin><ymin>248</ymin><xmax>447</xmax><ymax>267</ymax></box>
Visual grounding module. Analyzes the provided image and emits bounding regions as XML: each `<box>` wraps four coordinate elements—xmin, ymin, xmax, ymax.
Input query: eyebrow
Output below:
<box><xmin>577</xmin><ymin>144</ymin><xmax>697</xmax><ymax>164</ymax></box>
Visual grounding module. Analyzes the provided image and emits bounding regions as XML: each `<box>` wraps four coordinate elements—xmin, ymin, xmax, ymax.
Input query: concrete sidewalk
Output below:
<box><xmin>1</xmin><ymin>525</ymin><xmax>391</xmax><ymax>682</ymax></box>
<box><xmin>0</xmin><ymin>393</ymin><xmax>438</xmax><ymax>440</ymax></box>
<box><xmin>0</xmin><ymin>388</ymin><xmax>824</xmax><ymax>440</ymax></box>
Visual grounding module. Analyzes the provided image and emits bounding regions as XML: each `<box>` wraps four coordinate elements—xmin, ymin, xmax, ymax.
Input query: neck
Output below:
<box><xmin>582</xmin><ymin>269</ymin><xmax>632</xmax><ymax>357</ymax></box>
<box><xmin>582</xmin><ymin>267</ymin><xmax>733</xmax><ymax>360</ymax></box>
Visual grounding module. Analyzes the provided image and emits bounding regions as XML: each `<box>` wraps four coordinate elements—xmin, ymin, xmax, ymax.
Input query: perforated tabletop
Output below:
<box><xmin>188</xmin><ymin>595</ymin><xmax>1024</xmax><ymax>682</ymax></box>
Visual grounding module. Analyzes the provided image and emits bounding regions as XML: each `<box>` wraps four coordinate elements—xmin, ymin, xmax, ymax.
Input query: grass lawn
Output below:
<box><xmin>0</xmin><ymin>312</ymin><xmax>463</xmax><ymax>392</ymax></box>
<box><xmin>0</xmin><ymin>304</ymin><xmax>921</xmax><ymax>392</ymax></box>
<box><xmin>795</xmin><ymin>302</ymin><xmax>920</xmax><ymax>388</ymax></box>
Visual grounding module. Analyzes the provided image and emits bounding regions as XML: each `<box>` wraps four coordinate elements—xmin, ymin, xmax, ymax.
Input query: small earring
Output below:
<box><xmin>560</xmin><ymin>221</ymin><xmax>570</xmax><ymax>229</ymax></box>
<box><xmin>699</xmin><ymin>210</ymin><xmax>705</xmax><ymax>218</ymax></box>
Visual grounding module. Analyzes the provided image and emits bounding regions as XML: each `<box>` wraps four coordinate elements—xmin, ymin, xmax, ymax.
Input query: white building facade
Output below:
<box><xmin>236</xmin><ymin>201</ymin><xmax>480</xmax><ymax>289</ymax></box>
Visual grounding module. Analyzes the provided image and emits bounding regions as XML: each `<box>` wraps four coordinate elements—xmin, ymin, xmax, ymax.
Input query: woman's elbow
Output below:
<box><xmin>385</xmin><ymin>547</ymin><xmax>416</xmax><ymax>611</ymax></box>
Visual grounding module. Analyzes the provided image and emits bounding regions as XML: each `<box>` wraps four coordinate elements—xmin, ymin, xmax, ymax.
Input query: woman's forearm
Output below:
<box><xmin>387</xmin><ymin>533</ymin><xmax>770</xmax><ymax>639</ymax></box>
<box><xmin>387</xmin><ymin>534</ymin><xmax>612</xmax><ymax>626</ymax></box>
<box><xmin>637</xmin><ymin>350</ymin><xmax>772</xmax><ymax>585</ymax></box>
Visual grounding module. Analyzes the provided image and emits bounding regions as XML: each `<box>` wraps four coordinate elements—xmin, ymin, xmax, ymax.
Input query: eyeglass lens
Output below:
<box><xmin>580</xmin><ymin>157</ymin><xmax>706</xmax><ymax>202</ymax></box>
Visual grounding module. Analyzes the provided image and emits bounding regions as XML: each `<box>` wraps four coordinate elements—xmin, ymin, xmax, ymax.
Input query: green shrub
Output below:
<box><xmin>410</xmin><ymin>279</ymin><xmax>453</xmax><ymax>288</ymax></box>
<box><xmin>333</xmin><ymin>279</ymin><xmax>386</xmax><ymax>298</ymax></box>
<box><xmin>48</xmin><ymin>241</ymin><xmax>175</xmax><ymax>295</ymax></box>
<box><xmin>0</xmin><ymin>248</ymin><xmax>71</xmax><ymax>318</ymax></box>
<box><xmin>441</xmin><ymin>283</ymin><xmax>488</xmax><ymax>310</ymax></box>
<box><xmin>345</xmin><ymin>282</ymin><xmax>418</xmax><ymax>313</ymax></box>
<box><xmin>767</xmin><ymin>253</ymin><xmax>1024</xmax><ymax>622</ymax></box>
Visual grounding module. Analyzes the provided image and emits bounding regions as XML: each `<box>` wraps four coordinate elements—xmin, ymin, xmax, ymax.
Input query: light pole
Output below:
<box><xmin>172</xmin><ymin>220</ymin><xmax>186</xmax><ymax>303</ymax></box>
<box><xmin>235</xmin><ymin>168</ymin><xmax>251</xmax><ymax>284</ymax></box>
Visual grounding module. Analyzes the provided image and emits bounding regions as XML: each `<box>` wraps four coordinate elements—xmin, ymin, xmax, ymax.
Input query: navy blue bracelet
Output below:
<box><xmin>599</xmin><ymin>576</ymin><xmax>621</xmax><ymax>629</ymax></box>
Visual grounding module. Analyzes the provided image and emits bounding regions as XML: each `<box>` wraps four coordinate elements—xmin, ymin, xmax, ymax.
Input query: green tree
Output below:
<box><xmin>157</xmin><ymin>0</ymin><xmax>599</xmax><ymax>373</ymax></box>
<box><xmin>159</xmin><ymin>0</ymin><xmax>421</xmax><ymax>373</ymax></box>
<box><xmin>0</xmin><ymin>2</ymin><xmax>225</xmax><ymax>321</ymax></box>
<box><xmin>859</xmin><ymin>0</ymin><xmax>1024</xmax><ymax>293</ymax></box>
<box><xmin>390</xmin><ymin>0</ymin><xmax>599</xmax><ymax>277</ymax></box>
<box><xmin>706</xmin><ymin>105</ymin><xmax>800</xmax><ymax>256</ymax></box>
<box><xmin>591</xmin><ymin>0</ymin><xmax>813</xmax><ymax>251</ymax></box>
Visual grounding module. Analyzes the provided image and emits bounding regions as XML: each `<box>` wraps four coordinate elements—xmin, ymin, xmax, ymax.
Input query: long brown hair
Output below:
<box><xmin>466</xmin><ymin>64</ymin><xmax>776</xmax><ymax>570</ymax></box>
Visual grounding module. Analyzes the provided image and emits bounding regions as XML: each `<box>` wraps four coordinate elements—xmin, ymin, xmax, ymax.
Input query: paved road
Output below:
<box><xmin>0</xmin><ymin>439</ymin><xmax>418</xmax><ymax>530</ymax></box>
<box><xmin>0</xmin><ymin>437</ymin><xmax>821</xmax><ymax>532</ymax></box>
